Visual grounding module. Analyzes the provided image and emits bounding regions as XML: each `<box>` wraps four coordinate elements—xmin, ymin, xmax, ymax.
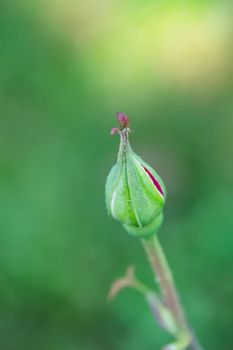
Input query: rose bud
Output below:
<box><xmin>105</xmin><ymin>113</ymin><xmax>166</xmax><ymax>237</ymax></box>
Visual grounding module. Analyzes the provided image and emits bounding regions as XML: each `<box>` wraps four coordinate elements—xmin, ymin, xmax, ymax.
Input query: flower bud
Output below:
<box><xmin>105</xmin><ymin>113</ymin><xmax>166</xmax><ymax>237</ymax></box>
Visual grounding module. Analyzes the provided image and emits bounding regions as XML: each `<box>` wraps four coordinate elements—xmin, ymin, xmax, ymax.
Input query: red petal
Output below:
<box><xmin>142</xmin><ymin>165</ymin><xmax>164</xmax><ymax>196</ymax></box>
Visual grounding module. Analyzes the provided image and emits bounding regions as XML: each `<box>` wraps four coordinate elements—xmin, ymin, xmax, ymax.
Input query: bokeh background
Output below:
<box><xmin>0</xmin><ymin>1</ymin><xmax>233</xmax><ymax>349</ymax></box>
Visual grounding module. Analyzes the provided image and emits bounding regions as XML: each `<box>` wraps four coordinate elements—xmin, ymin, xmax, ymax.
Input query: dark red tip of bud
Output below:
<box><xmin>142</xmin><ymin>165</ymin><xmax>164</xmax><ymax>196</ymax></box>
<box><xmin>116</xmin><ymin>112</ymin><xmax>129</xmax><ymax>130</ymax></box>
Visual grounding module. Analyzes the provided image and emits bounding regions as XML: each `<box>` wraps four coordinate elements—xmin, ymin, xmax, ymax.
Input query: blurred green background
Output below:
<box><xmin>0</xmin><ymin>1</ymin><xmax>233</xmax><ymax>349</ymax></box>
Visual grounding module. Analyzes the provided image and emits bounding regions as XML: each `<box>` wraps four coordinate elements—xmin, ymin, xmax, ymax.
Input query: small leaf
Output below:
<box><xmin>108</xmin><ymin>266</ymin><xmax>135</xmax><ymax>300</ymax></box>
<box><xmin>146</xmin><ymin>292</ymin><xmax>177</xmax><ymax>335</ymax></box>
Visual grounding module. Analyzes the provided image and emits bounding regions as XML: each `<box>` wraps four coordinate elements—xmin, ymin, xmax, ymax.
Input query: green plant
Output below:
<box><xmin>105</xmin><ymin>113</ymin><xmax>204</xmax><ymax>350</ymax></box>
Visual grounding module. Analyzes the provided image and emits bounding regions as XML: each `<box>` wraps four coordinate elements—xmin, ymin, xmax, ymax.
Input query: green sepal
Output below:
<box><xmin>123</xmin><ymin>212</ymin><xmax>163</xmax><ymax>237</ymax></box>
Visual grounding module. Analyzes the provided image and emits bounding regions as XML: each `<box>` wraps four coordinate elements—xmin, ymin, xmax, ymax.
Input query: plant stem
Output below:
<box><xmin>142</xmin><ymin>234</ymin><xmax>203</xmax><ymax>350</ymax></box>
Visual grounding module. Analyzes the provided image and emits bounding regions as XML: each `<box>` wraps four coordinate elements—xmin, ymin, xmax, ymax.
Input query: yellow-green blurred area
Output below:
<box><xmin>0</xmin><ymin>0</ymin><xmax>233</xmax><ymax>349</ymax></box>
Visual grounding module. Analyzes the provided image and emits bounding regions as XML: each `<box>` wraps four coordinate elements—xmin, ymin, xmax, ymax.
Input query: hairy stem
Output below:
<box><xmin>142</xmin><ymin>234</ymin><xmax>203</xmax><ymax>350</ymax></box>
